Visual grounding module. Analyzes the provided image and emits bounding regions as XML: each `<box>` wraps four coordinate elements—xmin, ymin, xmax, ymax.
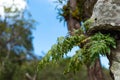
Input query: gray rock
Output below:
<box><xmin>88</xmin><ymin>0</ymin><xmax>120</xmax><ymax>34</ymax></box>
<box><xmin>110</xmin><ymin>41</ymin><xmax>120</xmax><ymax>80</ymax></box>
<box><xmin>88</xmin><ymin>0</ymin><xmax>120</xmax><ymax>80</ymax></box>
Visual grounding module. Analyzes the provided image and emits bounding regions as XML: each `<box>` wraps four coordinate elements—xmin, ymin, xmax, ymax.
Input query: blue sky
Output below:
<box><xmin>28</xmin><ymin>0</ymin><xmax>109</xmax><ymax>68</ymax></box>
<box><xmin>29</xmin><ymin>0</ymin><xmax>68</xmax><ymax>56</ymax></box>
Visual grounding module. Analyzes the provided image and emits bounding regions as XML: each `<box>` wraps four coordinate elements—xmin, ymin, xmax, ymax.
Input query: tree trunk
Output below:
<box><xmin>108</xmin><ymin>40</ymin><xmax>120</xmax><ymax>80</ymax></box>
<box><xmin>87</xmin><ymin>58</ymin><xmax>105</xmax><ymax>80</ymax></box>
<box><xmin>66</xmin><ymin>0</ymin><xmax>104</xmax><ymax>80</ymax></box>
<box><xmin>67</xmin><ymin>0</ymin><xmax>80</xmax><ymax>35</ymax></box>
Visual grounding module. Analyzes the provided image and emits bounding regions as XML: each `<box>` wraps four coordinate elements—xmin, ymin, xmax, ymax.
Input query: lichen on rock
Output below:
<box><xmin>88</xmin><ymin>0</ymin><xmax>120</xmax><ymax>35</ymax></box>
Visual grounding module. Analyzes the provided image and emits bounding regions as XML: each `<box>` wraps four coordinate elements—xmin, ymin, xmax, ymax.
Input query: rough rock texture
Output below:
<box><xmin>88</xmin><ymin>0</ymin><xmax>120</xmax><ymax>80</ymax></box>
<box><xmin>110</xmin><ymin>41</ymin><xmax>120</xmax><ymax>80</ymax></box>
<box><xmin>88</xmin><ymin>0</ymin><xmax>120</xmax><ymax>34</ymax></box>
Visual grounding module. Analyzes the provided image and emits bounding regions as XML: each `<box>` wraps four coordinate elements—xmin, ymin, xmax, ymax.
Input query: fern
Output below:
<box><xmin>38</xmin><ymin>34</ymin><xmax>86</xmax><ymax>70</ymax></box>
<box><xmin>38</xmin><ymin>32</ymin><xmax>116</xmax><ymax>73</ymax></box>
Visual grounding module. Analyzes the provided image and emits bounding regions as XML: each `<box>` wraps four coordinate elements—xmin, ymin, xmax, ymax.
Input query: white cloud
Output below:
<box><xmin>0</xmin><ymin>0</ymin><xmax>26</xmax><ymax>18</ymax></box>
<box><xmin>13</xmin><ymin>0</ymin><xmax>27</xmax><ymax>10</ymax></box>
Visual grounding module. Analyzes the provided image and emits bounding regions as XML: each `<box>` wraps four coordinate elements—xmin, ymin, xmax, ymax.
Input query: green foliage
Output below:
<box><xmin>57</xmin><ymin>2</ymin><xmax>70</xmax><ymax>22</ymax></box>
<box><xmin>38</xmin><ymin>32</ymin><xmax>116</xmax><ymax>73</ymax></box>
<box><xmin>71</xmin><ymin>7</ymin><xmax>81</xmax><ymax>20</ymax></box>
<box><xmin>0</xmin><ymin>2</ymin><xmax>36</xmax><ymax>80</ymax></box>
<box><xmin>66</xmin><ymin>33</ymin><xmax>116</xmax><ymax>72</ymax></box>
<box><xmin>38</xmin><ymin>34</ymin><xmax>86</xmax><ymax>70</ymax></box>
<box><xmin>38</xmin><ymin>58</ymin><xmax>88</xmax><ymax>80</ymax></box>
<box><xmin>38</xmin><ymin>58</ymin><xmax>112</xmax><ymax>80</ymax></box>
<box><xmin>83</xmin><ymin>18</ymin><xmax>95</xmax><ymax>31</ymax></box>
<box><xmin>64</xmin><ymin>49</ymin><xmax>84</xmax><ymax>73</ymax></box>
<box><xmin>57</xmin><ymin>0</ymin><xmax>85</xmax><ymax>22</ymax></box>
<box><xmin>71</xmin><ymin>0</ymin><xmax>85</xmax><ymax>21</ymax></box>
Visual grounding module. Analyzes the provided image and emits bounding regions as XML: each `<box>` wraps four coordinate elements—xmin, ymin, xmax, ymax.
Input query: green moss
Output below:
<box><xmin>71</xmin><ymin>7</ymin><xmax>81</xmax><ymax>20</ymax></box>
<box><xmin>61</xmin><ymin>4</ymin><xmax>70</xmax><ymax>20</ymax></box>
<box><xmin>59</xmin><ymin>0</ymin><xmax>85</xmax><ymax>21</ymax></box>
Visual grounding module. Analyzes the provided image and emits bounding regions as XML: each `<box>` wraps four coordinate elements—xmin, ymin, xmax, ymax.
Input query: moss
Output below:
<box><xmin>59</xmin><ymin>0</ymin><xmax>85</xmax><ymax>21</ymax></box>
<box><xmin>61</xmin><ymin>4</ymin><xmax>70</xmax><ymax>21</ymax></box>
<box><xmin>71</xmin><ymin>0</ymin><xmax>85</xmax><ymax>21</ymax></box>
<box><xmin>71</xmin><ymin>7</ymin><xmax>82</xmax><ymax>20</ymax></box>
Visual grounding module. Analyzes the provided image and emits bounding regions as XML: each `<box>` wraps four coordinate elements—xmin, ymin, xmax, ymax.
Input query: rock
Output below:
<box><xmin>87</xmin><ymin>0</ymin><xmax>120</xmax><ymax>35</ymax></box>
<box><xmin>110</xmin><ymin>41</ymin><xmax>120</xmax><ymax>80</ymax></box>
<box><xmin>88</xmin><ymin>0</ymin><xmax>120</xmax><ymax>80</ymax></box>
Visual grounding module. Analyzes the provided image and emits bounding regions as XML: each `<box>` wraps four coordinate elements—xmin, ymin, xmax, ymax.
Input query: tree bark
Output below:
<box><xmin>87</xmin><ymin>58</ymin><xmax>105</xmax><ymax>80</ymax></box>
<box><xmin>66</xmin><ymin>0</ymin><xmax>105</xmax><ymax>80</ymax></box>
<box><xmin>107</xmin><ymin>40</ymin><xmax>120</xmax><ymax>80</ymax></box>
<box><xmin>67</xmin><ymin>0</ymin><xmax>80</xmax><ymax>35</ymax></box>
<box><xmin>83</xmin><ymin>0</ymin><xmax>98</xmax><ymax>20</ymax></box>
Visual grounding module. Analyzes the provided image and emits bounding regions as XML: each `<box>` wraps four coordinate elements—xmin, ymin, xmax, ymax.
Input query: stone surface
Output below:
<box><xmin>88</xmin><ymin>0</ymin><xmax>120</xmax><ymax>80</ymax></box>
<box><xmin>110</xmin><ymin>41</ymin><xmax>120</xmax><ymax>80</ymax></box>
<box><xmin>88</xmin><ymin>0</ymin><xmax>120</xmax><ymax>34</ymax></box>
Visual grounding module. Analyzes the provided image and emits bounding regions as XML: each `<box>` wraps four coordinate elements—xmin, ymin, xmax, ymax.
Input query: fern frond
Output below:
<box><xmin>64</xmin><ymin>49</ymin><xmax>84</xmax><ymax>74</ymax></box>
<box><xmin>38</xmin><ymin>32</ymin><xmax>116</xmax><ymax>73</ymax></box>
<box><xmin>38</xmin><ymin>34</ymin><xmax>86</xmax><ymax>70</ymax></box>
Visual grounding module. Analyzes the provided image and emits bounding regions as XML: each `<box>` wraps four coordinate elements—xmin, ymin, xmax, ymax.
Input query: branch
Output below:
<box><xmin>25</xmin><ymin>73</ymin><xmax>37</xmax><ymax>80</ymax></box>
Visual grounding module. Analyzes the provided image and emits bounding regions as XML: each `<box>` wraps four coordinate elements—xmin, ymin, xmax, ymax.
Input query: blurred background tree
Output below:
<box><xmin>0</xmin><ymin>0</ymin><xmax>37</xmax><ymax>80</ymax></box>
<box><xmin>37</xmin><ymin>58</ymin><xmax>112</xmax><ymax>80</ymax></box>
